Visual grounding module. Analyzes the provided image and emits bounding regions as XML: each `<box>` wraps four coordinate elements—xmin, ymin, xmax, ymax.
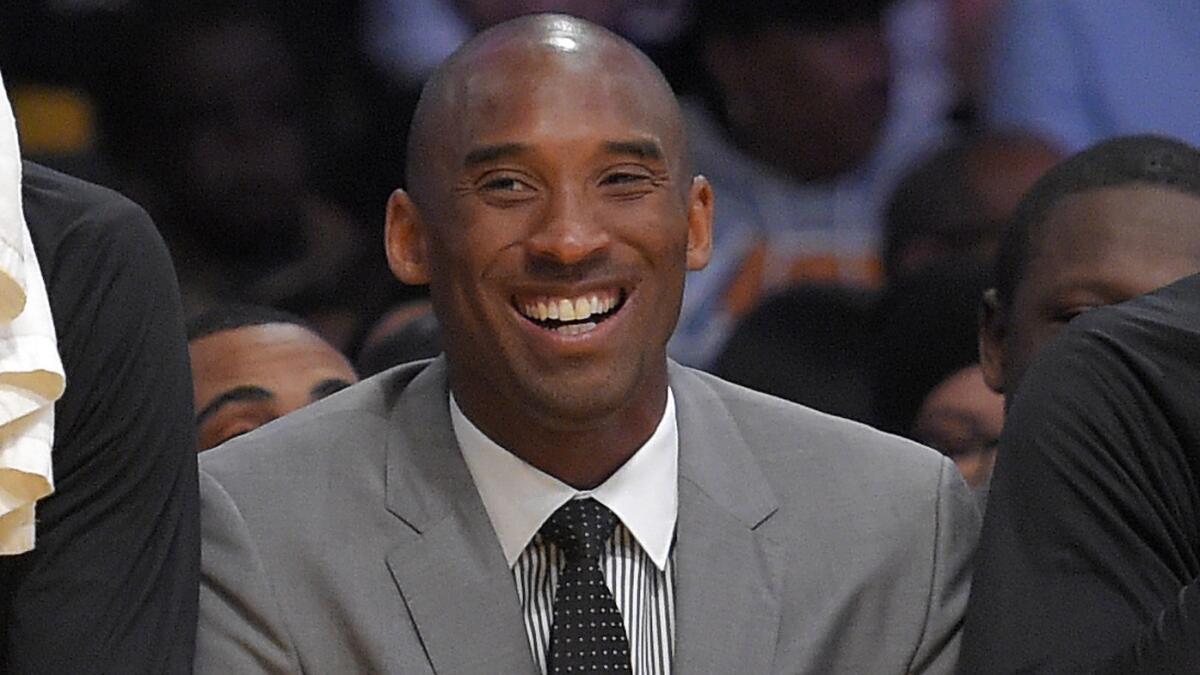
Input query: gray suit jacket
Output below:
<box><xmin>197</xmin><ymin>358</ymin><xmax>978</xmax><ymax>673</ymax></box>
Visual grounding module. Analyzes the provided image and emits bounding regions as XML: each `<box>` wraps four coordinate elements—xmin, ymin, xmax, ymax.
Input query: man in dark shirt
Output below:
<box><xmin>0</xmin><ymin>163</ymin><xmax>198</xmax><ymax>673</ymax></box>
<box><xmin>964</xmin><ymin>273</ymin><xmax>1200</xmax><ymax>671</ymax></box>
<box><xmin>971</xmin><ymin>135</ymin><xmax>1200</xmax><ymax>496</ymax></box>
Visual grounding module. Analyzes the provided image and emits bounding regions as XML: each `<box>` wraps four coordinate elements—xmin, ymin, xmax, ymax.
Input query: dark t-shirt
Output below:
<box><xmin>962</xmin><ymin>273</ymin><xmax>1200</xmax><ymax>673</ymax></box>
<box><xmin>0</xmin><ymin>163</ymin><xmax>198</xmax><ymax>673</ymax></box>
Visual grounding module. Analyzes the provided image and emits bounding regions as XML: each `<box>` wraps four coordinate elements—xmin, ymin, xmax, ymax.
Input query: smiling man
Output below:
<box><xmin>196</xmin><ymin>15</ymin><xmax>978</xmax><ymax>674</ymax></box>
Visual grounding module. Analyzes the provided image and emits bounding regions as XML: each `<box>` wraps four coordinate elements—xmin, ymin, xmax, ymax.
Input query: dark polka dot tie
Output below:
<box><xmin>540</xmin><ymin>498</ymin><xmax>632</xmax><ymax>673</ymax></box>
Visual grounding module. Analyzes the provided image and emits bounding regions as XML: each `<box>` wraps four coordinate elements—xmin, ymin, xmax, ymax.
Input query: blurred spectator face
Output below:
<box><xmin>964</xmin><ymin>136</ymin><xmax>1062</xmax><ymax>228</ymax></box>
<box><xmin>455</xmin><ymin>0</ymin><xmax>631</xmax><ymax>28</ymax></box>
<box><xmin>160</xmin><ymin>17</ymin><xmax>308</xmax><ymax>252</ymax></box>
<box><xmin>191</xmin><ymin>323</ymin><xmax>358</xmax><ymax>450</ymax></box>
<box><xmin>912</xmin><ymin>365</ymin><xmax>1003</xmax><ymax>489</ymax></box>
<box><xmin>981</xmin><ymin>185</ymin><xmax>1200</xmax><ymax>395</ymax></box>
<box><xmin>703</xmin><ymin>20</ymin><xmax>890</xmax><ymax>181</ymax></box>
<box><xmin>885</xmin><ymin>134</ymin><xmax>1060</xmax><ymax>283</ymax></box>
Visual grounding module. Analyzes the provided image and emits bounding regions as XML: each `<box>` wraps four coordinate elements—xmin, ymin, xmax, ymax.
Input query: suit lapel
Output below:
<box><xmin>378</xmin><ymin>360</ymin><xmax>784</xmax><ymax>673</ymax></box>
<box><xmin>382</xmin><ymin>358</ymin><xmax>537</xmax><ymax>675</ymax></box>
<box><xmin>670</xmin><ymin>364</ymin><xmax>785</xmax><ymax>673</ymax></box>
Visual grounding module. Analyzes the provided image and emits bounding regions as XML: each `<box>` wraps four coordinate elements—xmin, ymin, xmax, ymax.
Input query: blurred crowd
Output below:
<box><xmin>3</xmin><ymin>0</ymin><xmax>1199</xmax><ymax>488</ymax></box>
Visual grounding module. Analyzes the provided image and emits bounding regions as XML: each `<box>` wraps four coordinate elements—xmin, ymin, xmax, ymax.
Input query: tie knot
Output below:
<box><xmin>540</xmin><ymin>498</ymin><xmax>619</xmax><ymax>561</ymax></box>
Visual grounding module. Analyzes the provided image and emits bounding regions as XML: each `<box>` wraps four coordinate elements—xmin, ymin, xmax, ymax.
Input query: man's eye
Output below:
<box><xmin>600</xmin><ymin>172</ymin><xmax>649</xmax><ymax>186</ymax></box>
<box><xmin>214</xmin><ymin>423</ymin><xmax>259</xmax><ymax>446</ymax></box>
<box><xmin>1052</xmin><ymin>306</ymin><xmax>1095</xmax><ymax>323</ymax></box>
<box><xmin>481</xmin><ymin>177</ymin><xmax>532</xmax><ymax>192</ymax></box>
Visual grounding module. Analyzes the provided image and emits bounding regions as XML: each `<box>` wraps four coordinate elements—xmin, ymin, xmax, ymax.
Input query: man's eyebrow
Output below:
<box><xmin>310</xmin><ymin>378</ymin><xmax>354</xmax><ymax>401</ymax></box>
<box><xmin>196</xmin><ymin>385</ymin><xmax>274</xmax><ymax>426</ymax></box>
<box><xmin>603</xmin><ymin>139</ymin><xmax>664</xmax><ymax>161</ymax></box>
<box><xmin>463</xmin><ymin>143</ymin><xmax>530</xmax><ymax>168</ymax></box>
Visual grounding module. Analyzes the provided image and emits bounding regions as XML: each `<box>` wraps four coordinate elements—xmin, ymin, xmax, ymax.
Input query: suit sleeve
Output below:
<box><xmin>0</xmin><ymin>191</ymin><xmax>199</xmax><ymax>673</ymax></box>
<box><xmin>960</xmin><ymin>327</ymin><xmax>1200</xmax><ymax>673</ymax></box>
<box><xmin>196</xmin><ymin>466</ymin><xmax>301</xmax><ymax>674</ymax></box>
<box><xmin>907</xmin><ymin>457</ymin><xmax>980</xmax><ymax>674</ymax></box>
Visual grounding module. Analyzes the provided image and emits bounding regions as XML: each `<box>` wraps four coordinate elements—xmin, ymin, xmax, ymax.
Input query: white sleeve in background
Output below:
<box><xmin>0</xmin><ymin>70</ymin><xmax>66</xmax><ymax>555</ymax></box>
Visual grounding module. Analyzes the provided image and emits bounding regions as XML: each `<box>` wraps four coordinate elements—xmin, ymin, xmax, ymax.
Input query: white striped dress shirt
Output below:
<box><xmin>452</xmin><ymin>392</ymin><xmax>678</xmax><ymax>675</ymax></box>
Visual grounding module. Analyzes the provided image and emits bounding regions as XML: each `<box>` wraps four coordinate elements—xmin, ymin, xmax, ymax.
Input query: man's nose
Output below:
<box><xmin>526</xmin><ymin>189</ymin><xmax>610</xmax><ymax>266</ymax></box>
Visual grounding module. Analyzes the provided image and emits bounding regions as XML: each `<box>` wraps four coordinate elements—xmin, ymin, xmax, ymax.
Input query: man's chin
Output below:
<box><xmin>511</xmin><ymin>365</ymin><xmax>664</xmax><ymax>430</ymax></box>
<box><xmin>451</xmin><ymin>349</ymin><xmax>666</xmax><ymax>433</ymax></box>
<box><xmin>520</xmin><ymin>384</ymin><xmax>632</xmax><ymax>431</ymax></box>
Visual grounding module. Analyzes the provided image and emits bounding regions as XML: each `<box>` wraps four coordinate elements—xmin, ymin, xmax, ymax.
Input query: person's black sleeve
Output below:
<box><xmin>0</xmin><ymin>164</ymin><xmax>199</xmax><ymax>673</ymax></box>
<box><xmin>960</xmin><ymin>311</ymin><xmax>1200</xmax><ymax>673</ymax></box>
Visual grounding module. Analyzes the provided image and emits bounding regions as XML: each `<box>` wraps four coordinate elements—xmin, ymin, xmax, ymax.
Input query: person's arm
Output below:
<box><xmin>195</xmin><ymin>467</ymin><xmax>301</xmax><ymax>674</ymax></box>
<box><xmin>0</xmin><ymin>176</ymin><xmax>199</xmax><ymax>672</ymax></box>
<box><xmin>986</xmin><ymin>0</ymin><xmax>1096</xmax><ymax>153</ymax></box>
<box><xmin>907</xmin><ymin>458</ymin><xmax>980</xmax><ymax>674</ymax></box>
<box><xmin>961</xmin><ymin>324</ymin><xmax>1200</xmax><ymax>673</ymax></box>
<box><xmin>1098</xmin><ymin>581</ymin><xmax>1200</xmax><ymax>674</ymax></box>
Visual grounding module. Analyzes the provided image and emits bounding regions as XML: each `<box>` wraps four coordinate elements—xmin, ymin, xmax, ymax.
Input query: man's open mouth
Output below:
<box><xmin>514</xmin><ymin>288</ymin><xmax>627</xmax><ymax>336</ymax></box>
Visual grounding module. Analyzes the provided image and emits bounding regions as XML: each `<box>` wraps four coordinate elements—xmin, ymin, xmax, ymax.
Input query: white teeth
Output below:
<box><xmin>555</xmin><ymin>322</ymin><xmax>597</xmax><ymax>336</ymax></box>
<box><xmin>515</xmin><ymin>290</ymin><xmax>621</xmax><ymax>324</ymax></box>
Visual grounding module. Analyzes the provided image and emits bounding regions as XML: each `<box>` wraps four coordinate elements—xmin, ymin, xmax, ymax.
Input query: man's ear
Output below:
<box><xmin>385</xmin><ymin>189</ymin><xmax>432</xmax><ymax>285</ymax></box>
<box><xmin>685</xmin><ymin>176</ymin><xmax>714</xmax><ymax>271</ymax></box>
<box><xmin>978</xmin><ymin>288</ymin><xmax>1007</xmax><ymax>394</ymax></box>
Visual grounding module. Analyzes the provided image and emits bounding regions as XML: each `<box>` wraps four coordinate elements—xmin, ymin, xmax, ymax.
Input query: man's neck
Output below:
<box><xmin>452</xmin><ymin>385</ymin><xmax>669</xmax><ymax>490</ymax></box>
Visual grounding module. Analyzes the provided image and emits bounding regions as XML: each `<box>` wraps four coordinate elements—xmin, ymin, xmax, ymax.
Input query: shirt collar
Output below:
<box><xmin>451</xmin><ymin>390</ymin><xmax>678</xmax><ymax>571</ymax></box>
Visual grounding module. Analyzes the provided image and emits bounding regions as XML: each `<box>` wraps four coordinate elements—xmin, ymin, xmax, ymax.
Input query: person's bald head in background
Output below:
<box><xmin>189</xmin><ymin>304</ymin><xmax>359</xmax><ymax>451</ymax></box>
<box><xmin>883</xmin><ymin>132</ymin><xmax>1061</xmax><ymax>284</ymax></box>
<box><xmin>386</xmin><ymin>14</ymin><xmax>712</xmax><ymax>487</ymax></box>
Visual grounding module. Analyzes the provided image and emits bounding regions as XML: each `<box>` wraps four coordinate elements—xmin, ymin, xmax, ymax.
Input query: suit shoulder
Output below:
<box><xmin>679</xmin><ymin>367</ymin><xmax>951</xmax><ymax>499</ymax></box>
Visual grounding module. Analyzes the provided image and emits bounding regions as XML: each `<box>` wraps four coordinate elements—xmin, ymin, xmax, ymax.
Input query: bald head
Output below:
<box><xmin>405</xmin><ymin>14</ymin><xmax>687</xmax><ymax>209</ymax></box>
<box><xmin>383</xmin><ymin>11</ymin><xmax>714</xmax><ymax>472</ymax></box>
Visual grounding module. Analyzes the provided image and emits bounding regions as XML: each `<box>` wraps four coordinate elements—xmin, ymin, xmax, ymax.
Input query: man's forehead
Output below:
<box><xmin>449</xmin><ymin>59</ymin><xmax>678</xmax><ymax>168</ymax></box>
<box><xmin>407</xmin><ymin>15</ymin><xmax>687</xmax><ymax>198</ymax></box>
<box><xmin>466</xmin><ymin>38</ymin><xmax>664</xmax><ymax>111</ymax></box>
<box><xmin>1042</xmin><ymin>185</ymin><xmax>1200</xmax><ymax>236</ymax></box>
<box><xmin>1021</xmin><ymin>186</ymin><xmax>1200</xmax><ymax>286</ymax></box>
<box><xmin>192</xmin><ymin>324</ymin><xmax>341</xmax><ymax>367</ymax></box>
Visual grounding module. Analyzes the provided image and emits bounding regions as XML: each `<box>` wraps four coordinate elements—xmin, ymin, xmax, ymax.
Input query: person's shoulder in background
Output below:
<box><xmin>22</xmin><ymin>161</ymin><xmax>153</xmax><ymax>240</ymax></box>
<box><xmin>962</xmin><ymin>273</ymin><xmax>1200</xmax><ymax>673</ymax></box>
<box><xmin>0</xmin><ymin>161</ymin><xmax>198</xmax><ymax>673</ymax></box>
